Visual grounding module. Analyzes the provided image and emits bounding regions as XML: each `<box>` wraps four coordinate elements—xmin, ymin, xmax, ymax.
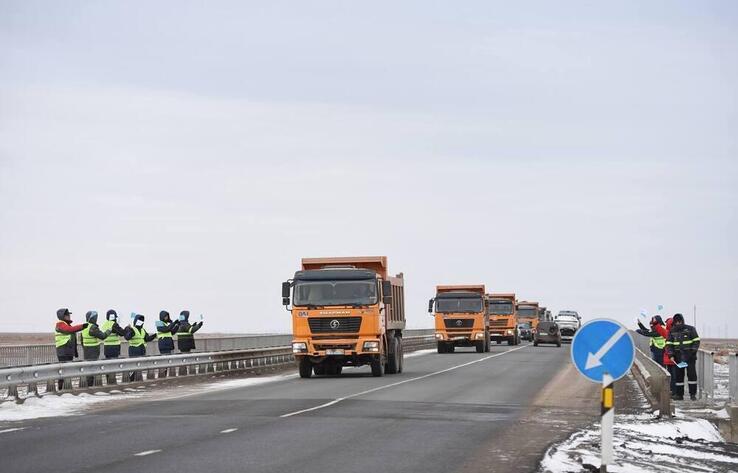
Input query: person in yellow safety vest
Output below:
<box><xmin>124</xmin><ymin>313</ymin><xmax>157</xmax><ymax>358</ymax></box>
<box><xmin>55</xmin><ymin>308</ymin><xmax>87</xmax><ymax>362</ymax></box>
<box><xmin>54</xmin><ymin>308</ymin><xmax>87</xmax><ymax>391</ymax></box>
<box><xmin>100</xmin><ymin>309</ymin><xmax>126</xmax><ymax>359</ymax></box>
<box><xmin>81</xmin><ymin>311</ymin><xmax>112</xmax><ymax>361</ymax></box>
<box><xmin>156</xmin><ymin>310</ymin><xmax>180</xmax><ymax>355</ymax></box>
<box><xmin>176</xmin><ymin>310</ymin><xmax>203</xmax><ymax>353</ymax></box>
<box><xmin>636</xmin><ymin>315</ymin><xmax>666</xmax><ymax>367</ymax></box>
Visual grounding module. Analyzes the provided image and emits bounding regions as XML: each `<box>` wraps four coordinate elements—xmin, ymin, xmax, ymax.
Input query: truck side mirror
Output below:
<box><xmin>428</xmin><ymin>299</ymin><xmax>434</xmax><ymax>314</ymax></box>
<box><xmin>382</xmin><ymin>280</ymin><xmax>393</xmax><ymax>305</ymax></box>
<box><xmin>282</xmin><ymin>282</ymin><xmax>291</xmax><ymax>306</ymax></box>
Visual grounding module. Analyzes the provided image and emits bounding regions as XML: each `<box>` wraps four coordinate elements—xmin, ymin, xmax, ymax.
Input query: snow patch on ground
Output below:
<box><xmin>0</xmin><ymin>391</ymin><xmax>143</xmax><ymax>422</ymax></box>
<box><xmin>404</xmin><ymin>348</ymin><xmax>436</xmax><ymax>358</ymax></box>
<box><xmin>539</xmin><ymin>413</ymin><xmax>737</xmax><ymax>473</ymax></box>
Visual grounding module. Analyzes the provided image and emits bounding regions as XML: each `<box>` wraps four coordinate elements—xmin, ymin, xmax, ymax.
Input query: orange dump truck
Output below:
<box><xmin>282</xmin><ymin>256</ymin><xmax>406</xmax><ymax>378</ymax></box>
<box><xmin>516</xmin><ymin>301</ymin><xmax>540</xmax><ymax>333</ymax></box>
<box><xmin>486</xmin><ymin>293</ymin><xmax>519</xmax><ymax>345</ymax></box>
<box><xmin>429</xmin><ymin>285</ymin><xmax>488</xmax><ymax>353</ymax></box>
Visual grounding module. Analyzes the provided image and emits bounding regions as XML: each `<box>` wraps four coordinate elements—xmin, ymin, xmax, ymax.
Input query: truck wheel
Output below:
<box><xmin>533</xmin><ymin>341</ymin><xmax>539</xmax><ymax>347</ymax></box>
<box><xmin>475</xmin><ymin>341</ymin><xmax>484</xmax><ymax>353</ymax></box>
<box><xmin>496</xmin><ymin>340</ymin><xmax>501</xmax><ymax>344</ymax></box>
<box><xmin>448</xmin><ymin>344</ymin><xmax>455</xmax><ymax>353</ymax></box>
<box><xmin>335</xmin><ymin>365</ymin><xmax>343</xmax><ymax>375</ymax></box>
<box><xmin>386</xmin><ymin>337</ymin><xmax>399</xmax><ymax>374</ymax></box>
<box><xmin>371</xmin><ymin>357</ymin><xmax>385</xmax><ymax>377</ymax></box>
<box><xmin>298</xmin><ymin>358</ymin><xmax>312</xmax><ymax>378</ymax></box>
<box><xmin>557</xmin><ymin>342</ymin><xmax>562</xmax><ymax>348</ymax></box>
<box><xmin>313</xmin><ymin>364</ymin><xmax>326</xmax><ymax>376</ymax></box>
<box><xmin>437</xmin><ymin>341</ymin><xmax>446</xmax><ymax>354</ymax></box>
<box><xmin>484</xmin><ymin>337</ymin><xmax>490</xmax><ymax>352</ymax></box>
<box><xmin>397</xmin><ymin>338</ymin><xmax>404</xmax><ymax>373</ymax></box>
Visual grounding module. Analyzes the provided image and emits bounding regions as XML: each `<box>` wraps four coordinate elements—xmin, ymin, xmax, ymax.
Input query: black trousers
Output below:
<box><xmin>675</xmin><ymin>358</ymin><xmax>698</xmax><ymax>397</ymax></box>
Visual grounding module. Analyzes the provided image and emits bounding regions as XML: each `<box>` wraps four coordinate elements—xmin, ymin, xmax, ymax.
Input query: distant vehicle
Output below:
<box><xmin>430</xmin><ymin>284</ymin><xmax>489</xmax><ymax>353</ymax></box>
<box><xmin>555</xmin><ymin>311</ymin><xmax>581</xmax><ymax>343</ymax></box>
<box><xmin>517</xmin><ymin>301</ymin><xmax>540</xmax><ymax>331</ymax></box>
<box><xmin>486</xmin><ymin>293</ymin><xmax>520</xmax><ymax>346</ymax></box>
<box><xmin>534</xmin><ymin>321</ymin><xmax>562</xmax><ymax>347</ymax></box>
<box><xmin>517</xmin><ymin>322</ymin><xmax>532</xmax><ymax>341</ymax></box>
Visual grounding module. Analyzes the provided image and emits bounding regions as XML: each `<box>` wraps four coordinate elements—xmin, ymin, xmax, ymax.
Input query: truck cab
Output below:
<box><xmin>516</xmin><ymin>301</ymin><xmax>540</xmax><ymax>334</ymax></box>
<box><xmin>429</xmin><ymin>285</ymin><xmax>488</xmax><ymax>353</ymax></box>
<box><xmin>486</xmin><ymin>293</ymin><xmax>519</xmax><ymax>345</ymax></box>
<box><xmin>283</xmin><ymin>256</ymin><xmax>405</xmax><ymax>378</ymax></box>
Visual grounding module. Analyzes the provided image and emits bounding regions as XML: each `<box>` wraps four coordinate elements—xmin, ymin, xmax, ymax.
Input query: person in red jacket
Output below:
<box><xmin>653</xmin><ymin>316</ymin><xmax>677</xmax><ymax>396</ymax></box>
<box><xmin>55</xmin><ymin>308</ymin><xmax>87</xmax><ymax>362</ymax></box>
<box><xmin>54</xmin><ymin>308</ymin><xmax>87</xmax><ymax>391</ymax></box>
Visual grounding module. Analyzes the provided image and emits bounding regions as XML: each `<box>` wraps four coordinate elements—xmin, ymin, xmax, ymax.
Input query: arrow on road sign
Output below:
<box><xmin>584</xmin><ymin>326</ymin><xmax>627</xmax><ymax>370</ymax></box>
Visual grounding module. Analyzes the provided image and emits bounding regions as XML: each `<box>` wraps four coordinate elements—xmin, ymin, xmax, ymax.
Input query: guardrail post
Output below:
<box><xmin>61</xmin><ymin>377</ymin><xmax>72</xmax><ymax>391</ymax></box>
<box><xmin>46</xmin><ymin>379</ymin><xmax>56</xmax><ymax>393</ymax></box>
<box><xmin>28</xmin><ymin>382</ymin><xmax>39</xmax><ymax>397</ymax></box>
<box><xmin>146</xmin><ymin>369</ymin><xmax>157</xmax><ymax>381</ymax></box>
<box><xmin>7</xmin><ymin>384</ymin><xmax>20</xmax><ymax>401</ymax></box>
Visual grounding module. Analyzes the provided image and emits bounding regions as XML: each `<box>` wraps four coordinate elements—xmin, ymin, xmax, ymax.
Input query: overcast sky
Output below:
<box><xmin>1</xmin><ymin>1</ymin><xmax>736</xmax><ymax>336</ymax></box>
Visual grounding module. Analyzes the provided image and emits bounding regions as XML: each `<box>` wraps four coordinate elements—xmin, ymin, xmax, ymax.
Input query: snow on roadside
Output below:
<box><xmin>539</xmin><ymin>412</ymin><xmax>738</xmax><ymax>473</ymax></box>
<box><xmin>0</xmin><ymin>390</ymin><xmax>144</xmax><ymax>422</ymax></box>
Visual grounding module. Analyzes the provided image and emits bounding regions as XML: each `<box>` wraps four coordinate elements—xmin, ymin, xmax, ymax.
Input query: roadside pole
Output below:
<box><xmin>601</xmin><ymin>372</ymin><xmax>614</xmax><ymax>473</ymax></box>
<box><xmin>571</xmin><ymin>319</ymin><xmax>634</xmax><ymax>473</ymax></box>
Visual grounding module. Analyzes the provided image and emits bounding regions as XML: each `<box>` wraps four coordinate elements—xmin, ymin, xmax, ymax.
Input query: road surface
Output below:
<box><xmin>0</xmin><ymin>343</ymin><xmax>600</xmax><ymax>473</ymax></box>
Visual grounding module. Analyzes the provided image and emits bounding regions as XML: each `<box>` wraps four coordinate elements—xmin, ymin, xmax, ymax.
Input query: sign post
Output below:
<box><xmin>571</xmin><ymin>319</ymin><xmax>635</xmax><ymax>473</ymax></box>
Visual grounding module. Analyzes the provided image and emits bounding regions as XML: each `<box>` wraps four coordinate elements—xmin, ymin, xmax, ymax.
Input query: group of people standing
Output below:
<box><xmin>636</xmin><ymin>313</ymin><xmax>701</xmax><ymax>401</ymax></box>
<box><xmin>54</xmin><ymin>307</ymin><xmax>204</xmax><ymax>363</ymax></box>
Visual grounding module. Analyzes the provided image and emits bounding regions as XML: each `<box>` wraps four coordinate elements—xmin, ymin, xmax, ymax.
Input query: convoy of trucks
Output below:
<box><xmin>283</xmin><ymin>256</ymin><xmax>573</xmax><ymax>375</ymax></box>
<box><xmin>429</xmin><ymin>285</ymin><xmax>489</xmax><ymax>353</ymax></box>
<box><xmin>486</xmin><ymin>293</ymin><xmax>519</xmax><ymax>345</ymax></box>
<box><xmin>282</xmin><ymin>256</ymin><xmax>406</xmax><ymax>378</ymax></box>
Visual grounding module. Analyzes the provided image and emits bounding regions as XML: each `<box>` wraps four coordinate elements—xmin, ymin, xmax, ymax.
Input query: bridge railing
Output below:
<box><xmin>697</xmin><ymin>348</ymin><xmax>715</xmax><ymax>399</ymax></box>
<box><xmin>730</xmin><ymin>353</ymin><xmax>737</xmax><ymax>403</ymax></box>
<box><xmin>0</xmin><ymin>329</ymin><xmax>435</xmax><ymax>368</ymax></box>
<box><xmin>0</xmin><ymin>333</ymin><xmax>437</xmax><ymax>402</ymax></box>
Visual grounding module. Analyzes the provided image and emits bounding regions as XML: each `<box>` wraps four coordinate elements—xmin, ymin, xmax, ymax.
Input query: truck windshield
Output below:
<box><xmin>517</xmin><ymin>308</ymin><xmax>537</xmax><ymax>317</ymax></box>
<box><xmin>436</xmin><ymin>298</ymin><xmax>483</xmax><ymax>313</ymax></box>
<box><xmin>488</xmin><ymin>301</ymin><xmax>514</xmax><ymax>315</ymax></box>
<box><xmin>293</xmin><ymin>280</ymin><xmax>378</xmax><ymax>307</ymax></box>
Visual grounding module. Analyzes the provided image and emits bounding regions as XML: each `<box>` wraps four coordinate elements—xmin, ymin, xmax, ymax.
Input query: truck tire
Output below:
<box><xmin>386</xmin><ymin>337</ymin><xmax>400</xmax><ymax>374</ymax></box>
<box><xmin>448</xmin><ymin>344</ymin><xmax>455</xmax><ymax>353</ymax></box>
<box><xmin>335</xmin><ymin>365</ymin><xmax>343</xmax><ymax>375</ymax></box>
<box><xmin>313</xmin><ymin>364</ymin><xmax>326</xmax><ymax>376</ymax></box>
<box><xmin>475</xmin><ymin>341</ymin><xmax>484</xmax><ymax>353</ymax></box>
<box><xmin>397</xmin><ymin>338</ymin><xmax>404</xmax><ymax>373</ymax></box>
<box><xmin>371</xmin><ymin>357</ymin><xmax>385</xmax><ymax>377</ymax></box>
<box><xmin>437</xmin><ymin>341</ymin><xmax>446</xmax><ymax>354</ymax></box>
<box><xmin>298</xmin><ymin>358</ymin><xmax>312</xmax><ymax>378</ymax></box>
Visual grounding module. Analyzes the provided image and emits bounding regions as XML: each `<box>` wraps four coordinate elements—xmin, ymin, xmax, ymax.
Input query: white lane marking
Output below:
<box><xmin>0</xmin><ymin>427</ymin><xmax>26</xmax><ymax>434</ymax></box>
<box><xmin>280</xmin><ymin>345</ymin><xmax>528</xmax><ymax>418</ymax></box>
<box><xmin>220</xmin><ymin>428</ymin><xmax>238</xmax><ymax>434</ymax></box>
<box><xmin>134</xmin><ymin>450</ymin><xmax>162</xmax><ymax>456</ymax></box>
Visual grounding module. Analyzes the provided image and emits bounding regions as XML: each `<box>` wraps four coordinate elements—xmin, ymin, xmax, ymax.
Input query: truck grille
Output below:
<box><xmin>444</xmin><ymin>319</ymin><xmax>474</xmax><ymax>329</ymax></box>
<box><xmin>314</xmin><ymin>343</ymin><xmax>356</xmax><ymax>351</ymax></box>
<box><xmin>308</xmin><ymin>317</ymin><xmax>362</xmax><ymax>333</ymax></box>
<box><xmin>488</xmin><ymin>319</ymin><xmax>509</xmax><ymax>328</ymax></box>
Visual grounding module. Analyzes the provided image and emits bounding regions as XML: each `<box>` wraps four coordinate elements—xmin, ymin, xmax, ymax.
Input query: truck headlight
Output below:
<box><xmin>435</xmin><ymin>332</ymin><xmax>444</xmax><ymax>340</ymax></box>
<box><xmin>292</xmin><ymin>342</ymin><xmax>307</xmax><ymax>353</ymax></box>
<box><xmin>506</xmin><ymin>330</ymin><xmax>514</xmax><ymax>335</ymax></box>
<box><xmin>475</xmin><ymin>333</ymin><xmax>485</xmax><ymax>340</ymax></box>
<box><xmin>363</xmin><ymin>341</ymin><xmax>380</xmax><ymax>352</ymax></box>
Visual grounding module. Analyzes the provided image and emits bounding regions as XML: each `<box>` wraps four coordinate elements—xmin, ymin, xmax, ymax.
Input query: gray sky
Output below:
<box><xmin>1</xmin><ymin>1</ymin><xmax>736</xmax><ymax>336</ymax></box>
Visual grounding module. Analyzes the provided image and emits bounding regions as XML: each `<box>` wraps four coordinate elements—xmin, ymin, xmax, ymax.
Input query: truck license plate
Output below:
<box><xmin>326</xmin><ymin>349</ymin><xmax>344</xmax><ymax>355</ymax></box>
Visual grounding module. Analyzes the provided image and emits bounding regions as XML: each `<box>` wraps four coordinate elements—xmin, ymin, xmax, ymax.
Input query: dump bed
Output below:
<box><xmin>436</xmin><ymin>284</ymin><xmax>486</xmax><ymax>295</ymax></box>
<box><xmin>302</xmin><ymin>256</ymin><xmax>388</xmax><ymax>280</ymax></box>
<box><xmin>385</xmin><ymin>272</ymin><xmax>405</xmax><ymax>331</ymax></box>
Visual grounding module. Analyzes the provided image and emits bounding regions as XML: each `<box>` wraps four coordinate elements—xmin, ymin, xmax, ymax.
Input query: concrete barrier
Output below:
<box><xmin>631</xmin><ymin>346</ymin><xmax>672</xmax><ymax>418</ymax></box>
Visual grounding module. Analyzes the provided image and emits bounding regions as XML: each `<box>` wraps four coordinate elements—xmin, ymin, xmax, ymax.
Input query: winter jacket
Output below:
<box><xmin>55</xmin><ymin>321</ymin><xmax>85</xmax><ymax>359</ymax></box>
<box><xmin>666</xmin><ymin>323</ymin><xmax>700</xmax><ymax>363</ymax></box>
<box><xmin>156</xmin><ymin>319</ymin><xmax>180</xmax><ymax>353</ymax></box>
<box><xmin>653</xmin><ymin>318</ymin><xmax>675</xmax><ymax>366</ymax></box>
<box><xmin>176</xmin><ymin>313</ymin><xmax>203</xmax><ymax>353</ymax></box>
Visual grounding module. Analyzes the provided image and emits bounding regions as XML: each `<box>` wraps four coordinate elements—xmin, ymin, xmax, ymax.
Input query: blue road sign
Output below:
<box><xmin>571</xmin><ymin>318</ymin><xmax>635</xmax><ymax>383</ymax></box>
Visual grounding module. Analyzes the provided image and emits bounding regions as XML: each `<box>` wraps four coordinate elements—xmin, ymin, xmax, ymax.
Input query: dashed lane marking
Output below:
<box><xmin>0</xmin><ymin>428</ymin><xmax>26</xmax><ymax>434</ymax></box>
<box><xmin>220</xmin><ymin>428</ymin><xmax>238</xmax><ymax>434</ymax></box>
<box><xmin>280</xmin><ymin>345</ymin><xmax>529</xmax><ymax>418</ymax></box>
<box><xmin>134</xmin><ymin>450</ymin><xmax>162</xmax><ymax>456</ymax></box>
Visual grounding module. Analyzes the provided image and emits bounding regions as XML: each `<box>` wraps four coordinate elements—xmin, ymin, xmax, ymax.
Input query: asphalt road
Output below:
<box><xmin>0</xmin><ymin>343</ymin><xmax>600</xmax><ymax>473</ymax></box>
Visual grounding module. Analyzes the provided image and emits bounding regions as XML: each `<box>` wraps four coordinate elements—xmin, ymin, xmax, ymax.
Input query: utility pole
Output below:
<box><xmin>693</xmin><ymin>305</ymin><xmax>697</xmax><ymax>331</ymax></box>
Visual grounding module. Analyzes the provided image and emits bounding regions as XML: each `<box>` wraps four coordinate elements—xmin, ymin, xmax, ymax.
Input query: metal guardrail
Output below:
<box><xmin>729</xmin><ymin>353</ymin><xmax>737</xmax><ymax>404</ymax></box>
<box><xmin>0</xmin><ymin>329</ymin><xmax>435</xmax><ymax>368</ymax></box>
<box><xmin>697</xmin><ymin>348</ymin><xmax>715</xmax><ymax>399</ymax></box>
<box><xmin>0</xmin><ymin>334</ymin><xmax>436</xmax><ymax>401</ymax></box>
